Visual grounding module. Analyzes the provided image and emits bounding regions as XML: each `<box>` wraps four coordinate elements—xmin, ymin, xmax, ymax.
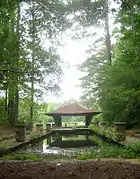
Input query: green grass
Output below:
<box><xmin>77</xmin><ymin>146</ymin><xmax>139</xmax><ymax>160</ymax></box>
<box><xmin>2</xmin><ymin>142</ymin><xmax>140</xmax><ymax>161</ymax></box>
<box><xmin>1</xmin><ymin>153</ymin><xmax>74</xmax><ymax>160</ymax></box>
<box><xmin>2</xmin><ymin>153</ymin><xmax>40</xmax><ymax>160</ymax></box>
<box><xmin>127</xmin><ymin>142</ymin><xmax>140</xmax><ymax>153</ymax></box>
<box><xmin>77</xmin><ymin>142</ymin><xmax>140</xmax><ymax>160</ymax></box>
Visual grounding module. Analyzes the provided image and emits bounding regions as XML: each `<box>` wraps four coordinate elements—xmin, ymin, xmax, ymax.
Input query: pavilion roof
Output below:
<box><xmin>45</xmin><ymin>100</ymin><xmax>101</xmax><ymax>116</ymax></box>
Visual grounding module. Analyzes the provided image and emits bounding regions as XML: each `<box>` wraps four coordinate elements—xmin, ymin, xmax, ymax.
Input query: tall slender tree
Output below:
<box><xmin>29</xmin><ymin>1</ymin><xmax>35</xmax><ymax>125</ymax></box>
<box><xmin>104</xmin><ymin>0</ymin><xmax>112</xmax><ymax>65</ymax></box>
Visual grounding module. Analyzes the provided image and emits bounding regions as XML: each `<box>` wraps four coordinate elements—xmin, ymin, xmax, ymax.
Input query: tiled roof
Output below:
<box><xmin>52</xmin><ymin>100</ymin><xmax>95</xmax><ymax>114</ymax></box>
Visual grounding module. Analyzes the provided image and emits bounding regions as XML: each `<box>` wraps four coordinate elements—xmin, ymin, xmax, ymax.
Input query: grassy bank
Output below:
<box><xmin>1</xmin><ymin>142</ymin><xmax>140</xmax><ymax>161</ymax></box>
<box><xmin>89</xmin><ymin>125</ymin><xmax>125</xmax><ymax>142</ymax></box>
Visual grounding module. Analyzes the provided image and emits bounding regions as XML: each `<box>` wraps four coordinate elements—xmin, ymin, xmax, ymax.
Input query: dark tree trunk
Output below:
<box><xmin>104</xmin><ymin>0</ymin><xmax>112</xmax><ymax>65</ymax></box>
<box><xmin>14</xmin><ymin>0</ymin><xmax>20</xmax><ymax>123</ymax></box>
<box><xmin>30</xmin><ymin>2</ymin><xmax>35</xmax><ymax>127</ymax></box>
<box><xmin>7</xmin><ymin>1</ymin><xmax>21</xmax><ymax>126</ymax></box>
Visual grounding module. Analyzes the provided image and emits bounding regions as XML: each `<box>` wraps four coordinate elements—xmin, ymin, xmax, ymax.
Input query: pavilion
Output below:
<box><xmin>45</xmin><ymin>100</ymin><xmax>101</xmax><ymax>127</ymax></box>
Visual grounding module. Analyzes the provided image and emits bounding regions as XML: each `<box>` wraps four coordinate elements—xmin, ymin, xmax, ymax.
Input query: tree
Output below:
<box><xmin>79</xmin><ymin>47</ymin><xmax>107</xmax><ymax>110</ymax></box>
<box><xmin>64</xmin><ymin>0</ymin><xmax>112</xmax><ymax>65</ymax></box>
<box><xmin>0</xmin><ymin>0</ymin><xmax>68</xmax><ymax>125</ymax></box>
<box><xmin>100</xmin><ymin>0</ymin><xmax>140</xmax><ymax>126</ymax></box>
<box><xmin>0</xmin><ymin>0</ymin><xmax>21</xmax><ymax>125</ymax></box>
<box><xmin>80</xmin><ymin>0</ymin><xmax>140</xmax><ymax>127</ymax></box>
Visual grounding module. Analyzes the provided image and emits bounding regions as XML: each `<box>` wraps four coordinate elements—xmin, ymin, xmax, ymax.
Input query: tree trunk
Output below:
<box><xmin>7</xmin><ymin>7</ymin><xmax>16</xmax><ymax>125</ymax></box>
<box><xmin>7</xmin><ymin>83</ymin><xmax>15</xmax><ymax>125</ymax></box>
<box><xmin>14</xmin><ymin>0</ymin><xmax>20</xmax><ymax>123</ymax></box>
<box><xmin>7</xmin><ymin>1</ymin><xmax>20</xmax><ymax>126</ymax></box>
<box><xmin>5</xmin><ymin>88</ymin><xmax>7</xmax><ymax>111</ymax></box>
<box><xmin>30</xmin><ymin>2</ymin><xmax>35</xmax><ymax>127</ymax></box>
<box><xmin>104</xmin><ymin>0</ymin><xmax>112</xmax><ymax>65</ymax></box>
<box><xmin>4</xmin><ymin>87</ymin><xmax>8</xmax><ymax>120</ymax></box>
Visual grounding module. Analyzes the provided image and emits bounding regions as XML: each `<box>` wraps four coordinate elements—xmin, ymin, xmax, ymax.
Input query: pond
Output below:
<box><xmin>15</xmin><ymin>133</ymin><xmax>110</xmax><ymax>156</ymax></box>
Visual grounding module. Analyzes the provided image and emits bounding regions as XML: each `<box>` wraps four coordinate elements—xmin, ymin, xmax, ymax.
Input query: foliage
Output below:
<box><xmin>79</xmin><ymin>48</ymin><xmax>107</xmax><ymax>110</ymax></box>
<box><xmin>1</xmin><ymin>153</ymin><xmax>74</xmax><ymax>160</ymax></box>
<box><xmin>0</xmin><ymin>0</ymin><xmax>71</xmax><ymax>125</ymax></box>
<box><xmin>77</xmin><ymin>146</ymin><xmax>139</xmax><ymax>160</ymax></box>
<box><xmin>18</xmin><ymin>100</ymin><xmax>58</xmax><ymax>124</ymax></box>
<box><xmin>0</xmin><ymin>97</ymin><xmax>6</xmax><ymax>124</ymax></box>
<box><xmin>88</xmin><ymin>134</ymin><xmax>109</xmax><ymax>148</ymax></box>
<box><xmin>2</xmin><ymin>153</ymin><xmax>39</xmax><ymax>160</ymax></box>
<box><xmin>89</xmin><ymin>125</ymin><xmax>126</xmax><ymax>142</ymax></box>
<box><xmin>79</xmin><ymin>1</ymin><xmax>140</xmax><ymax>128</ymax></box>
<box><xmin>100</xmin><ymin>1</ymin><xmax>140</xmax><ymax>126</ymax></box>
<box><xmin>62</xmin><ymin>116</ymin><xmax>85</xmax><ymax>123</ymax></box>
<box><xmin>128</xmin><ymin>142</ymin><xmax>140</xmax><ymax>154</ymax></box>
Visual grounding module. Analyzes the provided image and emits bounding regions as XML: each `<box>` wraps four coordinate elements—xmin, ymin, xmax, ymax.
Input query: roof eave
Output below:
<box><xmin>45</xmin><ymin>111</ymin><xmax>102</xmax><ymax>117</ymax></box>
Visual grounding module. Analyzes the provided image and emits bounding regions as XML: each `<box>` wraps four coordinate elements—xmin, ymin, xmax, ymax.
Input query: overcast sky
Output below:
<box><xmin>44</xmin><ymin>28</ymin><xmax>103</xmax><ymax>103</ymax></box>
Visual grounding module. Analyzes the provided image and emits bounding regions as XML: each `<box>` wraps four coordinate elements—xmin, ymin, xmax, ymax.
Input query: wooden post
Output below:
<box><xmin>54</xmin><ymin>116</ymin><xmax>58</xmax><ymax>127</ymax></box>
<box><xmin>85</xmin><ymin>115</ymin><xmax>92</xmax><ymax>127</ymax></box>
<box><xmin>54</xmin><ymin>116</ymin><xmax>62</xmax><ymax>128</ymax></box>
<box><xmin>58</xmin><ymin>116</ymin><xmax>62</xmax><ymax>127</ymax></box>
<box><xmin>15</xmin><ymin>124</ymin><xmax>26</xmax><ymax>142</ymax></box>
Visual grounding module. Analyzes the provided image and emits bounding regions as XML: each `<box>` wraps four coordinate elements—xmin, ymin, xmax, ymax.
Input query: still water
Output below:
<box><xmin>16</xmin><ymin>134</ymin><xmax>108</xmax><ymax>156</ymax></box>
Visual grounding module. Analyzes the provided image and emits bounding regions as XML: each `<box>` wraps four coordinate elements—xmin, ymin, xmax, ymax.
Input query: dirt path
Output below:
<box><xmin>0</xmin><ymin>159</ymin><xmax>140</xmax><ymax>179</ymax></box>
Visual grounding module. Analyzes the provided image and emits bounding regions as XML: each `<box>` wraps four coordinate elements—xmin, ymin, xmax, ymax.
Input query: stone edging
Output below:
<box><xmin>0</xmin><ymin>132</ymin><xmax>51</xmax><ymax>157</ymax></box>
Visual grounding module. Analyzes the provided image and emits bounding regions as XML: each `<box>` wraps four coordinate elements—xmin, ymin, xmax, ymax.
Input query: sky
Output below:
<box><xmin>44</xmin><ymin>29</ymin><xmax>103</xmax><ymax>103</ymax></box>
<box><xmin>58</xmin><ymin>37</ymin><xmax>90</xmax><ymax>101</ymax></box>
<box><xmin>43</xmin><ymin>37</ymin><xmax>89</xmax><ymax>103</ymax></box>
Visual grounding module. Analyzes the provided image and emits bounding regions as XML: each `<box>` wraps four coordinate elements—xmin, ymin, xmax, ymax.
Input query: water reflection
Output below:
<box><xmin>41</xmin><ymin>134</ymin><xmax>98</xmax><ymax>155</ymax></box>
<box><xmin>17</xmin><ymin>134</ymin><xmax>103</xmax><ymax>156</ymax></box>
